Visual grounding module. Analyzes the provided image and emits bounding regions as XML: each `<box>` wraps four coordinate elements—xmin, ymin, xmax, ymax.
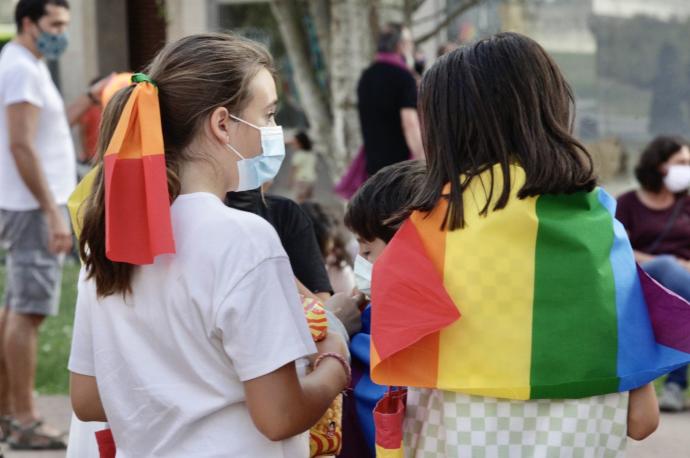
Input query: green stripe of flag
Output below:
<box><xmin>530</xmin><ymin>191</ymin><xmax>619</xmax><ymax>398</ymax></box>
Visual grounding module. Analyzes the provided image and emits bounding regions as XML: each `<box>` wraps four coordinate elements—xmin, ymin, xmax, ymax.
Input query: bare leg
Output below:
<box><xmin>4</xmin><ymin>311</ymin><xmax>44</xmax><ymax>424</ymax></box>
<box><xmin>4</xmin><ymin>312</ymin><xmax>65</xmax><ymax>449</ymax></box>
<box><xmin>0</xmin><ymin>307</ymin><xmax>12</xmax><ymax>416</ymax></box>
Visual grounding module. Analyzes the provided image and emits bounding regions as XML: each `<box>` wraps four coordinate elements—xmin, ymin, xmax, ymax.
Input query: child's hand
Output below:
<box><xmin>324</xmin><ymin>293</ymin><xmax>363</xmax><ymax>336</ymax></box>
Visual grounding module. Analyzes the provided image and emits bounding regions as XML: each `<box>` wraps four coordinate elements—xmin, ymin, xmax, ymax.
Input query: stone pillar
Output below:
<box><xmin>96</xmin><ymin>0</ymin><xmax>130</xmax><ymax>74</ymax></box>
<box><xmin>166</xmin><ymin>0</ymin><xmax>208</xmax><ymax>42</ymax></box>
<box><xmin>59</xmin><ymin>0</ymin><xmax>98</xmax><ymax>103</ymax></box>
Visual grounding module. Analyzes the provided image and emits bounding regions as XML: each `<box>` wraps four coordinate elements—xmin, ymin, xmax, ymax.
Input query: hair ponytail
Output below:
<box><xmin>80</xmin><ymin>33</ymin><xmax>274</xmax><ymax>296</ymax></box>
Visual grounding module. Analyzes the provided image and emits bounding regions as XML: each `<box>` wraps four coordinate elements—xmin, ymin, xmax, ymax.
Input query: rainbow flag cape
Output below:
<box><xmin>103</xmin><ymin>78</ymin><xmax>174</xmax><ymax>264</ymax></box>
<box><xmin>371</xmin><ymin>164</ymin><xmax>690</xmax><ymax>400</ymax></box>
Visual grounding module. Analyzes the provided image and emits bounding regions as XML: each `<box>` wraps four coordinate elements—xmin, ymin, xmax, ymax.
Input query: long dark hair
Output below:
<box><xmin>413</xmin><ymin>32</ymin><xmax>596</xmax><ymax>230</ymax></box>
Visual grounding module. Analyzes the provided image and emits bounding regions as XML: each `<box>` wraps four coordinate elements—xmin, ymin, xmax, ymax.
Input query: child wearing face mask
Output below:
<box><xmin>340</xmin><ymin>160</ymin><xmax>426</xmax><ymax>458</ymax></box>
<box><xmin>67</xmin><ymin>34</ymin><xmax>349</xmax><ymax>458</ymax></box>
<box><xmin>616</xmin><ymin>135</ymin><xmax>690</xmax><ymax>412</ymax></box>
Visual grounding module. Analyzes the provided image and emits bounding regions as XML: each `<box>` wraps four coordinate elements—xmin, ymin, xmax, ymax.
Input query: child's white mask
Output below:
<box><xmin>354</xmin><ymin>255</ymin><xmax>373</xmax><ymax>295</ymax></box>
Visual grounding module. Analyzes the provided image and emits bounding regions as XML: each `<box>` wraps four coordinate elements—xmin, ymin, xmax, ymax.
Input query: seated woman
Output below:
<box><xmin>616</xmin><ymin>135</ymin><xmax>690</xmax><ymax>412</ymax></box>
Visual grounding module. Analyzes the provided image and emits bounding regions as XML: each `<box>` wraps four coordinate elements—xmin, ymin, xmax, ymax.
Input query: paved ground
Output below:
<box><xmin>1</xmin><ymin>396</ymin><xmax>687</xmax><ymax>457</ymax></box>
<box><xmin>628</xmin><ymin>410</ymin><xmax>690</xmax><ymax>458</ymax></box>
<box><xmin>3</xmin><ymin>396</ymin><xmax>71</xmax><ymax>458</ymax></box>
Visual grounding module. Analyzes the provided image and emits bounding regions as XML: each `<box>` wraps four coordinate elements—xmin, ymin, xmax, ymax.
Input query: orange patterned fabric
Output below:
<box><xmin>302</xmin><ymin>296</ymin><xmax>328</xmax><ymax>342</ymax></box>
<box><xmin>300</xmin><ymin>295</ymin><xmax>343</xmax><ymax>457</ymax></box>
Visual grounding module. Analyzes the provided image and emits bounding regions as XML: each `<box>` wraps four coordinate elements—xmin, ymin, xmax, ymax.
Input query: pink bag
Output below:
<box><xmin>334</xmin><ymin>146</ymin><xmax>368</xmax><ymax>200</ymax></box>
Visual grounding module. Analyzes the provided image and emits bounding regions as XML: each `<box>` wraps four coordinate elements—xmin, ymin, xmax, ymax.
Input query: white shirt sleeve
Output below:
<box><xmin>214</xmin><ymin>256</ymin><xmax>317</xmax><ymax>382</ymax></box>
<box><xmin>68</xmin><ymin>271</ymin><xmax>96</xmax><ymax>376</ymax></box>
<box><xmin>2</xmin><ymin>62</ymin><xmax>44</xmax><ymax>108</ymax></box>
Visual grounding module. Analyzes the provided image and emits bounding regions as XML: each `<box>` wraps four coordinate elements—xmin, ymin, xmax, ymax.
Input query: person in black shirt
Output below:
<box><xmin>226</xmin><ymin>189</ymin><xmax>365</xmax><ymax>337</ymax></box>
<box><xmin>357</xmin><ymin>23</ymin><xmax>424</xmax><ymax>176</ymax></box>
<box><xmin>225</xmin><ymin>188</ymin><xmax>332</xmax><ymax>297</ymax></box>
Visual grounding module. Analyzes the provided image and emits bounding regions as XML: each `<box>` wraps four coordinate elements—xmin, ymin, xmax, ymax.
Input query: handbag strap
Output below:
<box><xmin>648</xmin><ymin>197</ymin><xmax>685</xmax><ymax>254</ymax></box>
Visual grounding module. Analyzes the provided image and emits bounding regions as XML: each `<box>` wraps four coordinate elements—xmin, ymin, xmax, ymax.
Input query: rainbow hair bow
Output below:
<box><xmin>102</xmin><ymin>73</ymin><xmax>175</xmax><ymax>264</ymax></box>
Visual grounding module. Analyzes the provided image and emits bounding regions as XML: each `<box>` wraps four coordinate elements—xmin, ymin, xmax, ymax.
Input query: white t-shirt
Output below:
<box><xmin>0</xmin><ymin>42</ymin><xmax>76</xmax><ymax>210</ymax></box>
<box><xmin>68</xmin><ymin>193</ymin><xmax>317</xmax><ymax>457</ymax></box>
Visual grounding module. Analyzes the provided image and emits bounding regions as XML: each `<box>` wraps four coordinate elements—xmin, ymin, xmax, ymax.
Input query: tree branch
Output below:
<box><xmin>403</xmin><ymin>0</ymin><xmax>414</xmax><ymax>27</ymax></box>
<box><xmin>270</xmin><ymin>0</ymin><xmax>332</xmax><ymax>121</ymax></box>
<box><xmin>414</xmin><ymin>0</ymin><xmax>483</xmax><ymax>45</ymax></box>
<box><xmin>412</xmin><ymin>0</ymin><xmax>426</xmax><ymax>14</ymax></box>
<box><xmin>308</xmin><ymin>0</ymin><xmax>331</xmax><ymax>69</ymax></box>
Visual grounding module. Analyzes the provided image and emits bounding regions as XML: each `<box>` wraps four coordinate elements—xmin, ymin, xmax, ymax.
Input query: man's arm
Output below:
<box><xmin>6</xmin><ymin>102</ymin><xmax>72</xmax><ymax>253</ymax></box>
<box><xmin>66</xmin><ymin>92</ymin><xmax>96</xmax><ymax>127</ymax></box>
<box><xmin>66</xmin><ymin>73</ymin><xmax>114</xmax><ymax>126</ymax></box>
<box><xmin>400</xmin><ymin>108</ymin><xmax>424</xmax><ymax>160</ymax></box>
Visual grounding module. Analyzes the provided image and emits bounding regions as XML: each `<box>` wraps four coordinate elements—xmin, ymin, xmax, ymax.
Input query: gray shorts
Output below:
<box><xmin>0</xmin><ymin>207</ymin><xmax>67</xmax><ymax>316</ymax></box>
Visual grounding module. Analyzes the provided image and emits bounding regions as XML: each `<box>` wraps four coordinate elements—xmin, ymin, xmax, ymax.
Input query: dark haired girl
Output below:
<box><xmin>369</xmin><ymin>33</ymin><xmax>668</xmax><ymax>456</ymax></box>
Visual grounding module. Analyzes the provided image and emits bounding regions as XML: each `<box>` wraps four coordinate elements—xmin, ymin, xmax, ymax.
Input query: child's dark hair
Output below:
<box><xmin>295</xmin><ymin>131</ymin><xmax>312</xmax><ymax>151</ymax></box>
<box><xmin>301</xmin><ymin>202</ymin><xmax>352</xmax><ymax>267</ymax></box>
<box><xmin>301</xmin><ymin>202</ymin><xmax>333</xmax><ymax>258</ymax></box>
<box><xmin>413</xmin><ymin>32</ymin><xmax>596</xmax><ymax>230</ymax></box>
<box><xmin>635</xmin><ymin>136</ymin><xmax>688</xmax><ymax>192</ymax></box>
<box><xmin>345</xmin><ymin>160</ymin><xmax>426</xmax><ymax>243</ymax></box>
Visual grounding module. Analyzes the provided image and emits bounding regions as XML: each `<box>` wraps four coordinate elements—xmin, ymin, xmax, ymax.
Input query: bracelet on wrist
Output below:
<box><xmin>314</xmin><ymin>352</ymin><xmax>351</xmax><ymax>389</ymax></box>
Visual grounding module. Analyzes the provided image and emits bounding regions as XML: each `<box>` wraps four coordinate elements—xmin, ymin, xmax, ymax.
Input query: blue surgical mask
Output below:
<box><xmin>36</xmin><ymin>29</ymin><xmax>68</xmax><ymax>61</ymax></box>
<box><xmin>226</xmin><ymin>115</ymin><xmax>285</xmax><ymax>192</ymax></box>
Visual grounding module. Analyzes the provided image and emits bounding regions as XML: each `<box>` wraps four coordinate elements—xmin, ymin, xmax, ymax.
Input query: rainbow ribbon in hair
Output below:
<box><xmin>70</xmin><ymin>73</ymin><xmax>176</xmax><ymax>264</ymax></box>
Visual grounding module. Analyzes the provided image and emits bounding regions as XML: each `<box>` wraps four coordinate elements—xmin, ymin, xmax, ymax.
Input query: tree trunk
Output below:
<box><xmin>270</xmin><ymin>0</ymin><xmax>334</xmax><ymax>176</ymax></box>
<box><xmin>308</xmin><ymin>0</ymin><xmax>331</xmax><ymax>68</ymax></box>
<box><xmin>328</xmin><ymin>0</ymin><xmax>374</xmax><ymax>177</ymax></box>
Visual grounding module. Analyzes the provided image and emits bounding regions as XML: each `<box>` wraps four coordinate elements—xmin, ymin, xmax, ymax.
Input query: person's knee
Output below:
<box><xmin>21</xmin><ymin>313</ymin><xmax>45</xmax><ymax>329</ymax></box>
<box><xmin>7</xmin><ymin>312</ymin><xmax>45</xmax><ymax>332</ymax></box>
<box><xmin>642</xmin><ymin>255</ymin><xmax>680</xmax><ymax>278</ymax></box>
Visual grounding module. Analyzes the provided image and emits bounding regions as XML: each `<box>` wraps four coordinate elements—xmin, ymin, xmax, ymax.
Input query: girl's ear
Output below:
<box><xmin>209</xmin><ymin>106</ymin><xmax>233</xmax><ymax>144</ymax></box>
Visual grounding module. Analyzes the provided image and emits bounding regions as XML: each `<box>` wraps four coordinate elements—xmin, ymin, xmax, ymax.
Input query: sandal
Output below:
<box><xmin>7</xmin><ymin>419</ymin><xmax>66</xmax><ymax>450</ymax></box>
<box><xmin>0</xmin><ymin>416</ymin><xmax>11</xmax><ymax>442</ymax></box>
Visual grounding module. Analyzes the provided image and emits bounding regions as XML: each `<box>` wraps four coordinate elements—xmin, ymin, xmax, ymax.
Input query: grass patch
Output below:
<box><xmin>551</xmin><ymin>52</ymin><xmax>651</xmax><ymax>118</ymax></box>
<box><xmin>35</xmin><ymin>261</ymin><xmax>79</xmax><ymax>394</ymax></box>
<box><xmin>0</xmin><ymin>259</ymin><xmax>79</xmax><ymax>395</ymax></box>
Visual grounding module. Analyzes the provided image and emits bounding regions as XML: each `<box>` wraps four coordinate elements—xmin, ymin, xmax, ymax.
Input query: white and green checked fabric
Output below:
<box><xmin>403</xmin><ymin>388</ymin><xmax>628</xmax><ymax>458</ymax></box>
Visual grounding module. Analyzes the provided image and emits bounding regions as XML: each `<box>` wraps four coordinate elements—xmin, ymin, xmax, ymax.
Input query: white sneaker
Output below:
<box><xmin>659</xmin><ymin>382</ymin><xmax>686</xmax><ymax>412</ymax></box>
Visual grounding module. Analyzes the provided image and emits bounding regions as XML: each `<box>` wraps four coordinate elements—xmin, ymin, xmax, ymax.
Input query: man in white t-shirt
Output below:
<box><xmin>0</xmin><ymin>0</ymin><xmax>107</xmax><ymax>450</ymax></box>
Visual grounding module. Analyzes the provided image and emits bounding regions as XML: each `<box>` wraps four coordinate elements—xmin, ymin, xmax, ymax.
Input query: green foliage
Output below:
<box><xmin>34</xmin><ymin>262</ymin><xmax>79</xmax><ymax>394</ymax></box>
<box><xmin>550</xmin><ymin>52</ymin><xmax>650</xmax><ymax>118</ymax></box>
<box><xmin>590</xmin><ymin>15</ymin><xmax>690</xmax><ymax>134</ymax></box>
<box><xmin>0</xmin><ymin>33</ymin><xmax>12</xmax><ymax>50</ymax></box>
<box><xmin>590</xmin><ymin>14</ymin><xmax>690</xmax><ymax>89</ymax></box>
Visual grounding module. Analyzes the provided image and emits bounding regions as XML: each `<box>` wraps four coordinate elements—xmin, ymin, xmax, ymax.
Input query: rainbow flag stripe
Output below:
<box><xmin>370</xmin><ymin>165</ymin><xmax>690</xmax><ymax>400</ymax></box>
<box><xmin>103</xmin><ymin>81</ymin><xmax>174</xmax><ymax>264</ymax></box>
